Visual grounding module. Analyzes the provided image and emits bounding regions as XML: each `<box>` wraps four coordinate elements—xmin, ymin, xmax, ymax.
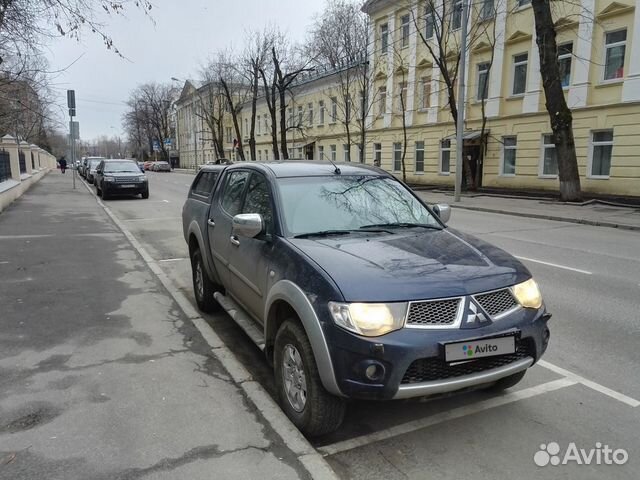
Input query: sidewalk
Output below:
<box><xmin>415</xmin><ymin>189</ymin><xmax>640</xmax><ymax>231</ymax></box>
<box><xmin>0</xmin><ymin>173</ymin><xmax>320</xmax><ymax>480</ymax></box>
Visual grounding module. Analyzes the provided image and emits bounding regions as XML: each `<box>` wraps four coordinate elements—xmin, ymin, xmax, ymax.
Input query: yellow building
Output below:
<box><xmin>360</xmin><ymin>0</ymin><xmax>640</xmax><ymax>196</ymax></box>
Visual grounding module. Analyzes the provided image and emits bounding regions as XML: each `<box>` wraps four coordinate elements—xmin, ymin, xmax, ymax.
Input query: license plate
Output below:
<box><xmin>444</xmin><ymin>335</ymin><xmax>515</xmax><ymax>362</ymax></box>
<box><xmin>120</xmin><ymin>184</ymin><xmax>136</xmax><ymax>188</ymax></box>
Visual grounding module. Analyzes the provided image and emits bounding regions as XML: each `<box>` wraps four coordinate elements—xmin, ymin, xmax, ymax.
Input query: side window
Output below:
<box><xmin>242</xmin><ymin>174</ymin><xmax>274</xmax><ymax>234</ymax></box>
<box><xmin>220</xmin><ymin>171</ymin><xmax>249</xmax><ymax>216</ymax></box>
<box><xmin>192</xmin><ymin>172</ymin><xmax>218</xmax><ymax>197</ymax></box>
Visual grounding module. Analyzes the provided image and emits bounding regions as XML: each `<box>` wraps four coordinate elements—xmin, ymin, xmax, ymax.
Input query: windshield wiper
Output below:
<box><xmin>359</xmin><ymin>222</ymin><xmax>442</xmax><ymax>230</ymax></box>
<box><xmin>293</xmin><ymin>228</ymin><xmax>388</xmax><ymax>239</ymax></box>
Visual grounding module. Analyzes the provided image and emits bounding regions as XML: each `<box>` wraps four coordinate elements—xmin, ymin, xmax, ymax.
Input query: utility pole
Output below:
<box><xmin>455</xmin><ymin>0</ymin><xmax>469</xmax><ymax>202</ymax></box>
<box><xmin>67</xmin><ymin>90</ymin><xmax>77</xmax><ymax>190</ymax></box>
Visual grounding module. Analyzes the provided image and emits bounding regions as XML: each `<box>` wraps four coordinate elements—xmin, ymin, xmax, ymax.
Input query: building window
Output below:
<box><xmin>589</xmin><ymin>130</ymin><xmax>613</xmax><ymax>177</ymax></box>
<box><xmin>541</xmin><ymin>134</ymin><xmax>558</xmax><ymax>177</ymax></box>
<box><xmin>604</xmin><ymin>29</ymin><xmax>626</xmax><ymax>81</ymax></box>
<box><xmin>393</xmin><ymin>142</ymin><xmax>402</xmax><ymax>171</ymax></box>
<box><xmin>244</xmin><ymin>118</ymin><xmax>249</xmax><ymax>137</ymax></box>
<box><xmin>257</xmin><ymin>115</ymin><xmax>261</xmax><ymax>135</ymax></box>
<box><xmin>226</xmin><ymin>127</ymin><xmax>232</xmax><ymax>143</ymax></box>
<box><xmin>308</xmin><ymin>103</ymin><xmax>314</xmax><ymax>124</ymax></box>
<box><xmin>318</xmin><ymin>145</ymin><xmax>324</xmax><ymax>160</ymax></box>
<box><xmin>502</xmin><ymin>136</ymin><xmax>517</xmax><ymax>175</ymax></box>
<box><xmin>380</xmin><ymin>23</ymin><xmax>389</xmax><ymax>54</ymax></box>
<box><xmin>378</xmin><ymin>86</ymin><xmax>387</xmax><ymax>115</ymax></box>
<box><xmin>397</xmin><ymin>82</ymin><xmax>407</xmax><ymax>112</ymax></box>
<box><xmin>288</xmin><ymin>108</ymin><xmax>293</xmax><ymax>127</ymax></box>
<box><xmin>420</xmin><ymin>77</ymin><xmax>431</xmax><ymax>109</ymax></box>
<box><xmin>479</xmin><ymin>0</ymin><xmax>494</xmax><ymax>20</ymax></box>
<box><xmin>343</xmin><ymin>144</ymin><xmax>351</xmax><ymax>162</ymax></box>
<box><xmin>258</xmin><ymin>150</ymin><xmax>262</xmax><ymax>161</ymax></box>
<box><xmin>373</xmin><ymin>143</ymin><xmax>382</xmax><ymax>166</ymax></box>
<box><xmin>401</xmin><ymin>14</ymin><xmax>410</xmax><ymax>48</ymax></box>
<box><xmin>330</xmin><ymin>97</ymin><xmax>338</xmax><ymax>123</ymax></box>
<box><xmin>415</xmin><ymin>141</ymin><xmax>425</xmax><ymax>172</ymax></box>
<box><xmin>319</xmin><ymin>100</ymin><xmax>325</xmax><ymax>124</ymax></box>
<box><xmin>425</xmin><ymin>5</ymin><xmax>434</xmax><ymax>39</ymax></box>
<box><xmin>512</xmin><ymin>53</ymin><xmax>528</xmax><ymax>95</ymax></box>
<box><xmin>452</xmin><ymin>0</ymin><xmax>463</xmax><ymax>30</ymax></box>
<box><xmin>440</xmin><ymin>139</ymin><xmax>451</xmax><ymax>174</ymax></box>
<box><xmin>330</xmin><ymin>144</ymin><xmax>337</xmax><ymax>162</ymax></box>
<box><xmin>297</xmin><ymin>147</ymin><xmax>303</xmax><ymax>158</ymax></box>
<box><xmin>298</xmin><ymin>106</ymin><xmax>303</xmax><ymax>125</ymax></box>
<box><xmin>558</xmin><ymin>42</ymin><xmax>573</xmax><ymax>87</ymax></box>
<box><xmin>477</xmin><ymin>62</ymin><xmax>490</xmax><ymax>100</ymax></box>
<box><xmin>264</xmin><ymin>116</ymin><xmax>269</xmax><ymax>133</ymax></box>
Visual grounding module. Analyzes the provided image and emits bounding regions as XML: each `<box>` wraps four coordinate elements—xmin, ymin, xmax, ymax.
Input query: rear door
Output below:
<box><xmin>208</xmin><ymin>170</ymin><xmax>250</xmax><ymax>288</ymax></box>
<box><xmin>226</xmin><ymin>172</ymin><xmax>276</xmax><ymax>322</ymax></box>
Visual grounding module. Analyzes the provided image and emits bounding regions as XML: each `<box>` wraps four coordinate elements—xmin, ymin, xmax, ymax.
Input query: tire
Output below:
<box><xmin>96</xmin><ymin>185</ymin><xmax>102</xmax><ymax>197</ymax></box>
<box><xmin>274</xmin><ymin>320</ymin><xmax>345</xmax><ymax>436</ymax></box>
<box><xmin>191</xmin><ymin>249</ymin><xmax>220</xmax><ymax>313</ymax></box>
<box><xmin>101</xmin><ymin>187</ymin><xmax>110</xmax><ymax>200</ymax></box>
<box><xmin>141</xmin><ymin>189</ymin><xmax>149</xmax><ymax>199</ymax></box>
<box><xmin>487</xmin><ymin>370</ymin><xmax>527</xmax><ymax>392</ymax></box>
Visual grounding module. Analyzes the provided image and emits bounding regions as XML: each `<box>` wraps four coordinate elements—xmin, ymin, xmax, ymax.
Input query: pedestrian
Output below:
<box><xmin>59</xmin><ymin>156</ymin><xmax>67</xmax><ymax>174</ymax></box>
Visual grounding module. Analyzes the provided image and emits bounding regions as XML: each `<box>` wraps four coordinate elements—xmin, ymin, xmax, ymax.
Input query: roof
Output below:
<box><xmin>228</xmin><ymin>160</ymin><xmax>386</xmax><ymax>178</ymax></box>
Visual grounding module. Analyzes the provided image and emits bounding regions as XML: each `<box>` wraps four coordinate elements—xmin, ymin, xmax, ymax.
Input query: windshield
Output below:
<box><xmin>103</xmin><ymin>161</ymin><xmax>141</xmax><ymax>173</ymax></box>
<box><xmin>277</xmin><ymin>176</ymin><xmax>440</xmax><ymax>237</ymax></box>
<box><xmin>89</xmin><ymin>160</ymin><xmax>101</xmax><ymax>168</ymax></box>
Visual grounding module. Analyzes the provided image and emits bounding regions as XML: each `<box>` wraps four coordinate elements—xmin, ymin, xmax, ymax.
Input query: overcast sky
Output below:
<box><xmin>46</xmin><ymin>0</ymin><xmax>323</xmax><ymax>141</ymax></box>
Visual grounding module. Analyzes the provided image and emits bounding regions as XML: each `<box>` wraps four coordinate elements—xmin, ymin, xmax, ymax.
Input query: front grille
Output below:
<box><xmin>115</xmin><ymin>176</ymin><xmax>140</xmax><ymax>183</ymax></box>
<box><xmin>406</xmin><ymin>298</ymin><xmax>461</xmax><ymax>326</ymax></box>
<box><xmin>475</xmin><ymin>288</ymin><xmax>518</xmax><ymax>318</ymax></box>
<box><xmin>401</xmin><ymin>340</ymin><xmax>533</xmax><ymax>384</ymax></box>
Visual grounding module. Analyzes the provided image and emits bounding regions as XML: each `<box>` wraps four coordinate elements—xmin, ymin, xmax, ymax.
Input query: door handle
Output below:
<box><xmin>230</xmin><ymin>235</ymin><xmax>240</xmax><ymax>246</ymax></box>
<box><xmin>207</xmin><ymin>219</ymin><xmax>215</xmax><ymax>227</ymax></box>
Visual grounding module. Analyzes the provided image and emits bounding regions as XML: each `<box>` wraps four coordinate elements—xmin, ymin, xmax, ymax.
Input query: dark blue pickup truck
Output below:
<box><xmin>182</xmin><ymin>161</ymin><xmax>551</xmax><ymax>435</ymax></box>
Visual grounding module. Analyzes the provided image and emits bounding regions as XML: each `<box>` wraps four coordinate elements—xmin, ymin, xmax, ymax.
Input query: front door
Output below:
<box><xmin>227</xmin><ymin>172</ymin><xmax>275</xmax><ymax>322</ymax></box>
<box><xmin>208</xmin><ymin>170</ymin><xmax>250</xmax><ymax>287</ymax></box>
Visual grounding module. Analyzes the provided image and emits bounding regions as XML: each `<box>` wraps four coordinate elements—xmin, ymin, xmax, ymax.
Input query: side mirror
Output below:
<box><xmin>232</xmin><ymin>213</ymin><xmax>263</xmax><ymax>239</ymax></box>
<box><xmin>433</xmin><ymin>203</ymin><xmax>451</xmax><ymax>223</ymax></box>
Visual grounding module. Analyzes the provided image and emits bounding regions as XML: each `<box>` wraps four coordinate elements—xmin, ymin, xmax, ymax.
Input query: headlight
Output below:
<box><xmin>104</xmin><ymin>176</ymin><xmax>115</xmax><ymax>182</ymax></box>
<box><xmin>141</xmin><ymin>176</ymin><xmax>148</xmax><ymax>182</ymax></box>
<box><xmin>512</xmin><ymin>278</ymin><xmax>543</xmax><ymax>309</ymax></box>
<box><xmin>328</xmin><ymin>301</ymin><xmax>407</xmax><ymax>336</ymax></box>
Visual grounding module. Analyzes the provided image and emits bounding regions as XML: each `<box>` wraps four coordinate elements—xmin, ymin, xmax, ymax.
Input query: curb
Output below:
<box><xmin>79</xmin><ymin>179</ymin><xmax>339</xmax><ymax>480</ymax></box>
<box><xmin>449</xmin><ymin>204</ymin><xmax>640</xmax><ymax>232</ymax></box>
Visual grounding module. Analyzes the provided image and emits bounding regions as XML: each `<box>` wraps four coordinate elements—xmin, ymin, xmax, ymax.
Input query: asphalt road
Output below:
<box><xmin>100</xmin><ymin>171</ymin><xmax>640</xmax><ymax>480</ymax></box>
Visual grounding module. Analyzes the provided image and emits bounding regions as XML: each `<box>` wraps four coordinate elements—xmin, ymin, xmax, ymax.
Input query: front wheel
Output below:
<box><xmin>274</xmin><ymin>320</ymin><xmax>345</xmax><ymax>436</ymax></box>
<box><xmin>191</xmin><ymin>249</ymin><xmax>220</xmax><ymax>312</ymax></box>
<box><xmin>141</xmin><ymin>189</ymin><xmax>149</xmax><ymax>199</ymax></box>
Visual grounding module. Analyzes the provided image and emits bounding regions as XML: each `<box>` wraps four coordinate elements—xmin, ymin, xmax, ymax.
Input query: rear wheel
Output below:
<box><xmin>274</xmin><ymin>320</ymin><xmax>345</xmax><ymax>436</ymax></box>
<box><xmin>141</xmin><ymin>189</ymin><xmax>149</xmax><ymax>199</ymax></box>
<box><xmin>191</xmin><ymin>249</ymin><xmax>220</xmax><ymax>312</ymax></box>
<box><xmin>101</xmin><ymin>186</ymin><xmax>110</xmax><ymax>200</ymax></box>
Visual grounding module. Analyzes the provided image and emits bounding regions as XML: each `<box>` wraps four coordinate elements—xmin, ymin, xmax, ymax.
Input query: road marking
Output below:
<box><xmin>162</xmin><ymin>199</ymin><xmax>170</xmax><ymax>203</ymax></box>
<box><xmin>318</xmin><ymin>377</ymin><xmax>577</xmax><ymax>456</ymax></box>
<box><xmin>538</xmin><ymin>360</ymin><xmax>640</xmax><ymax>407</ymax></box>
<box><xmin>184</xmin><ymin>184</ymin><xmax>190</xmax><ymax>187</ymax></box>
<box><xmin>158</xmin><ymin>257</ymin><xmax>187</xmax><ymax>263</ymax></box>
<box><xmin>515</xmin><ymin>256</ymin><xmax>592</xmax><ymax>275</ymax></box>
<box><xmin>123</xmin><ymin>217</ymin><xmax>182</xmax><ymax>223</ymax></box>
<box><xmin>0</xmin><ymin>261</ymin><xmax>9</xmax><ymax>264</ymax></box>
<box><xmin>0</xmin><ymin>235</ymin><xmax>53</xmax><ymax>240</ymax></box>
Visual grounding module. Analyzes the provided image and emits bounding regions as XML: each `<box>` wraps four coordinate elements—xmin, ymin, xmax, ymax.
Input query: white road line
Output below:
<box><xmin>123</xmin><ymin>217</ymin><xmax>182</xmax><ymax>223</ymax></box>
<box><xmin>515</xmin><ymin>256</ymin><xmax>592</xmax><ymax>275</ymax></box>
<box><xmin>158</xmin><ymin>257</ymin><xmax>187</xmax><ymax>263</ymax></box>
<box><xmin>318</xmin><ymin>377</ymin><xmax>577</xmax><ymax>457</ymax></box>
<box><xmin>184</xmin><ymin>184</ymin><xmax>190</xmax><ymax>187</ymax></box>
<box><xmin>0</xmin><ymin>261</ymin><xmax>9</xmax><ymax>264</ymax></box>
<box><xmin>162</xmin><ymin>199</ymin><xmax>170</xmax><ymax>203</ymax></box>
<box><xmin>538</xmin><ymin>360</ymin><xmax>640</xmax><ymax>407</ymax></box>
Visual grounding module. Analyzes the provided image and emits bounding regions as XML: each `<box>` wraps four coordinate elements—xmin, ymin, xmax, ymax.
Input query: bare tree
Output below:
<box><xmin>532</xmin><ymin>0</ymin><xmax>582</xmax><ymax>201</ymax></box>
<box><xmin>197</xmin><ymin>68</ymin><xmax>229</xmax><ymax>161</ymax></box>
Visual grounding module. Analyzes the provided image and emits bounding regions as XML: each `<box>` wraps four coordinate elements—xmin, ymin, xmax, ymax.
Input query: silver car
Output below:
<box><xmin>152</xmin><ymin>161</ymin><xmax>171</xmax><ymax>172</ymax></box>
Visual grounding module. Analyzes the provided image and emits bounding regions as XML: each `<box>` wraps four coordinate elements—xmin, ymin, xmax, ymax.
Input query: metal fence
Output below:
<box><xmin>18</xmin><ymin>150</ymin><xmax>26</xmax><ymax>173</ymax></box>
<box><xmin>0</xmin><ymin>150</ymin><xmax>12</xmax><ymax>183</ymax></box>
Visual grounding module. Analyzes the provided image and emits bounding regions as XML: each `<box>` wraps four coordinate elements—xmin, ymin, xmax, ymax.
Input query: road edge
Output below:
<box><xmin>79</xmin><ymin>179</ymin><xmax>339</xmax><ymax>480</ymax></box>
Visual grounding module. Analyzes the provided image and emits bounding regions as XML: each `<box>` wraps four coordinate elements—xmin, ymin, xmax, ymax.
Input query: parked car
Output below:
<box><xmin>197</xmin><ymin>159</ymin><xmax>230</xmax><ymax>171</ymax></box>
<box><xmin>94</xmin><ymin>159</ymin><xmax>149</xmax><ymax>200</ymax></box>
<box><xmin>143</xmin><ymin>161</ymin><xmax>155</xmax><ymax>171</ymax></box>
<box><xmin>85</xmin><ymin>158</ymin><xmax>104</xmax><ymax>184</ymax></box>
<box><xmin>79</xmin><ymin>156</ymin><xmax>104</xmax><ymax>178</ymax></box>
<box><xmin>152</xmin><ymin>161</ymin><xmax>171</xmax><ymax>172</ymax></box>
<box><xmin>182</xmin><ymin>161</ymin><xmax>551</xmax><ymax>436</ymax></box>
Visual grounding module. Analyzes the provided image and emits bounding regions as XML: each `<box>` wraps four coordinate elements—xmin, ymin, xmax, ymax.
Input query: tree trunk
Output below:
<box><xmin>532</xmin><ymin>0</ymin><xmax>582</xmax><ymax>201</ymax></box>
<box><xmin>278</xmin><ymin>88</ymin><xmax>288</xmax><ymax>159</ymax></box>
<box><xmin>220</xmin><ymin>79</ymin><xmax>245</xmax><ymax>162</ymax></box>
<box><xmin>249</xmin><ymin>66</ymin><xmax>259</xmax><ymax>161</ymax></box>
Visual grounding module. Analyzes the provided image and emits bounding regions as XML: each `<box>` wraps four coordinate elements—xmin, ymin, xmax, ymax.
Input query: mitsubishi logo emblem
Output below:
<box><xmin>464</xmin><ymin>299</ymin><xmax>490</xmax><ymax>327</ymax></box>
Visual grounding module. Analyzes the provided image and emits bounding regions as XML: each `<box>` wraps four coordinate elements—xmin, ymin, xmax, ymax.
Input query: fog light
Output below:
<box><xmin>364</xmin><ymin>362</ymin><xmax>385</xmax><ymax>381</ymax></box>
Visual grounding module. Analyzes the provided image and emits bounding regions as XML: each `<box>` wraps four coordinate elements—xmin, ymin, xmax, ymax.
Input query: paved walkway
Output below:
<box><xmin>415</xmin><ymin>190</ymin><xmax>640</xmax><ymax>231</ymax></box>
<box><xmin>0</xmin><ymin>172</ymin><xmax>323</xmax><ymax>480</ymax></box>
